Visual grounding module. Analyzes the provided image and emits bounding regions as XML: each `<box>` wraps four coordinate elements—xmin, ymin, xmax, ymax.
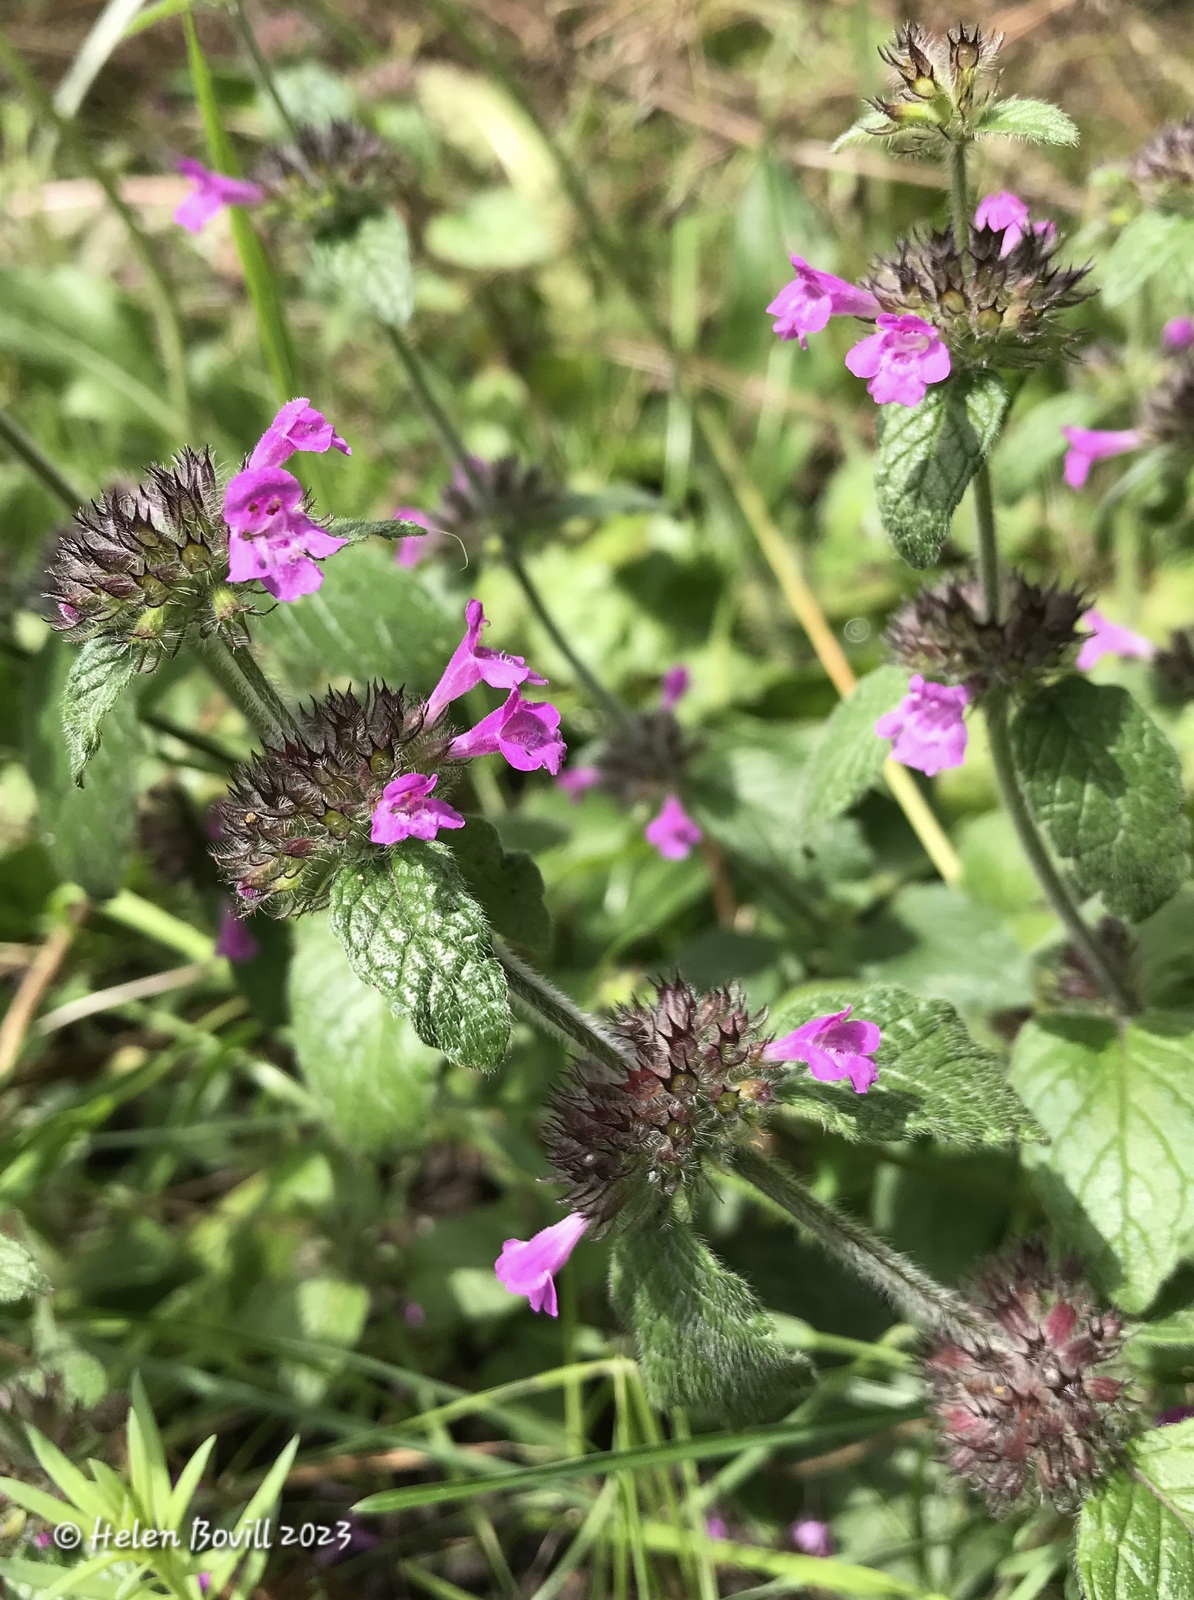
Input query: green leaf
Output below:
<box><xmin>426</xmin><ymin>188</ymin><xmax>556</xmax><ymax>272</ymax></box>
<box><xmin>830</xmin><ymin>109</ymin><xmax>901</xmax><ymax>151</ymax></box>
<box><xmin>1102</xmin><ymin>211</ymin><xmax>1194</xmax><ymax>308</ymax></box>
<box><xmin>1010</xmin><ymin>679</ymin><xmax>1190</xmax><ymax>923</ymax></box>
<box><xmin>327</xmin><ymin>516</ymin><xmax>433</xmax><ymax>545</ymax></box>
<box><xmin>874</xmin><ymin>372</ymin><xmax>1010</xmax><ymax>568</ymax></box>
<box><xmin>974</xmin><ymin>97</ymin><xmax>1080</xmax><ymax>146</ymax></box>
<box><xmin>251</xmin><ymin>542</ymin><xmax>455</xmax><ymax>694</ymax></box>
<box><xmin>328</xmin><ymin>844</ymin><xmax>510</xmax><ymax>1071</ymax></box>
<box><xmin>609</xmin><ymin>1223</ymin><xmax>807</xmax><ymax>1427</ymax></box>
<box><xmin>61</xmin><ymin>637</ymin><xmax>138</xmax><ymax>785</ymax></box>
<box><xmin>772</xmin><ymin>982</ymin><xmax>1036</xmax><ymax>1148</ymax></box>
<box><xmin>25</xmin><ymin>638</ymin><xmax>141</xmax><ymax>899</ymax></box>
<box><xmin>1076</xmin><ymin>1422</ymin><xmax>1194</xmax><ymax>1599</ymax></box>
<box><xmin>289</xmin><ymin>916</ymin><xmax>441</xmax><ymax>1153</ymax></box>
<box><xmin>795</xmin><ymin>665</ymin><xmax>906</xmax><ymax>838</ymax></box>
<box><xmin>309</xmin><ymin>209</ymin><xmax>414</xmax><ymax>329</ymax></box>
<box><xmin>447</xmin><ymin>816</ymin><xmax>550</xmax><ymax>956</ymax></box>
<box><xmin>0</xmin><ymin>1235</ymin><xmax>49</xmax><ymax>1302</ymax></box>
<box><xmin>861</xmin><ymin>883</ymin><xmax>1033</xmax><ymax>1011</ymax></box>
<box><xmin>1012</xmin><ymin>1014</ymin><xmax>1194</xmax><ymax>1311</ymax></box>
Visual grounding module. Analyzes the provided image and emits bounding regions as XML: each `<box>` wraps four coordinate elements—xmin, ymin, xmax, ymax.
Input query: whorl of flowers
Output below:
<box><xmin>862</xmin><ymin>224</ymin><xmax>1092</xmax><ymax>369</ymax></box>
<box><xmin>47</xmin><ymin>447</ymin><xmax>249</xmax><ymax>666</ymax></box>
<box><xmin>1131</xmin><ymin>114</ymin><xmax>1194</xmax><ymax>198</ymax></box>
<box><xmin>870</xmin><ymin>23</ymin><xmax>1003</xmax><ymax>139</ymax></box>
<box><xmin>1154</xmin><ymin>627</ymin><xmax>1194</xmax><ymax>705</ymax></box>
<box><xmin>253</xmin><ymin>119</ymin><xmax>396</xmax><ymax>233</ymax></box>
<box><xmin>433</xmin><ymin>455</ymin><xmax>563</xmax><ymax>553</ymax></box>
<box><xmin>1138</xmin><ymin>357</ymin><xmax>1194</xmax><ymax>444</ymax></box>
<box><xmin>924</xmin><ymin>1242</ymin><xmax>1134</xmax><ymax>1515</ymax></box>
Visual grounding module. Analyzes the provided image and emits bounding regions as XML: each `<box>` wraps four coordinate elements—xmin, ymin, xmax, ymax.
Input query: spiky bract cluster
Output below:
<box><xmin>1155</xmin><ymin>627</ymin><xmax>1194</xmax><ymax>705</ymax></box>
<box><xmin>210</xmin><ymin>684</ymin><xmax>448</xmax><ymax>916</ymax></box>
<box><xmin>254</xmin><ymin>119</ymin><xmax>395</xmax><ymax>234</ymax></box>
<box><xmin>591</xmin><ymin>708</ymin><xmax>700</xmax><ymax>805</ymax></box>
<box><xmin>1132</xmin><ymin>115</ymin><xmax>1194</xmax><ymax>202</ymax></box>
<box><xmin>885</xmin><ymin>571</ymin><xmax>1086</xmax><ymax>694</ymax></box>
<box><xmin>434</xmin><ymin>456</ymin><xmax>562</xmax><ymax>553</ymax></box>
<box><xmin>47</xmin><ymin>448</ymin><xmax>248</xmax><ymax>666</ymax></box>
<box><xmin>545</xmin><ymin>980</ymin><xmax>779</xmax><ymax>1232</ymax></box>
<box><xmin>924</xmin><ymin>1242</ymin><xmax>1133</xmax><ymax>1515</ymax></box>
<box><xmin>869</xmin><ymin>24</ymin><xmax>1003</xmax><ymax>142</ymax></box>
<box><xmin>863</xmin><ymin>227</ymin><xmax>1091</xmax><ymax>368</ymax></box>
<box><xmin>1140</xmin><ymin>359</ymin><xmax>1194</xmax><ymax>444</ymax></box>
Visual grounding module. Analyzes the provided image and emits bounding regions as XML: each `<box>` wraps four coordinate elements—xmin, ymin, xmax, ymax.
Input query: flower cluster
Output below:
<box><xmin>869</xmin><ymin>24</ymin><xmax>1003</xmax><ymax>140</ymax></box>
<box><xmin>924</xmin><ymin>1242</ymin><xmax>1134</xmax><ymax>1514</ymax></box>
<box><xmin>432</xmin><ymin>454</ymin><xmax>562</xmax><ymax>556</ymax></box>
<box><xmin>252</xmin><ymin>119</ymin><xmax>395</xmax><ymax>235</ymax></box>
<box><xmin>1131</xmin><ymin>114</ymin><xmax>1194</xmax><ymax>200</ymax></box>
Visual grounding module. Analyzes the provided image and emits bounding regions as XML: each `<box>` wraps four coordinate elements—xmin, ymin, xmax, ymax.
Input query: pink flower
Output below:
<box><xmin>1076</xmin><ymin>610</ymin><xmax>1155</xmax><ymax>671</ymax></box>
<box><xmin>394</xmin><ymin>506</ymin><xmax>441</xmax><ymax>568</ymax></box>
<box><xmin>494</xmin><ymin>1212</ymin><xmax>589</xmax><ymax>1316</ymax></box>
<box><xmin>789</xmin><ymin>1519</ymin><xmax>835</xmax><ymax>1558</ymax></box>
<box><xmin>1163</xmin><ymin>317</ymin><xmax>1194</xmax><ymax>351</ymax></box>
<box><xmin>403</xmin><ymin>1301</ymin><xmax>426</xmax><ymax>1326</ymax></box>
<box><xmin>215</xmin><ymin>905</ymin><xmax>260</xmax><ymax>963</ymax></box>
<box><xmin>557</xmin><ymin>764</ymin><xmax>601</xmax><ymax>800</ymax></box>
<box><xmin>644</xmin><ymin>793</ymin><xmax>702</xmax><ymax>860</ymax></box>
<box><xmin>1059</xmin><ymin>426</ymin><xmax>1142</xmax><ymax>489</ymax></box>
<box><xmin>660</xmin><ymin>665</ymin><xmax>690</xmax><ymax>710</ymax></box>
<box><xmin>224</xmin><ymin>465</ymin><xmax>347</xmax><ymax>602</ymax></box>
<box><xmin>764</xmin><ymin>1006</ymin><xmax>881</xmax><ymax>1095</ymax></box>
<box><xmin>248</xmin><ymin>398</ymin><xmax>351</xmax><ymax>471</ymax></box>
<box><xmin>875</xmin><ymin>675</ymin><xmax>970</xmax><ymax>777</ymax></box>
<box><xmin>767</xmin><ymin>256</ymin><xmax>880</xmax><ymax>349</ymax></box>
<box><xmin>705</xmin><ymin>1516</ymin><xmax>728</xmax><ymax>1540</ymax></box>
<box><xmin>845</xmin><ymin>314</ymin><xmax>951</xmax><ymax>407</ymax></box>
<box><xmin>974</xmin><ymin>191</ymin><xmax>1056</xmax><ymax>257</ymax></box>
<box><xmin>197</xmin><ymin>1578</ymin><xmax>211</xmax><ymax>1596</ymax></box>
<box><xmin>1157</xmin><ymin>1404</ymin><xmax>1194</xmax><ymax>1426</ymax></box>
<box><xmin>34</xmin><ymin>1530</ymin><xmax>52</xmax><ymax>1550</ymax></box>
<box><xmin>425</xmin><ymin>600</ymin><xmax>547</xmax><ymax>727</ymax></box>
<box><xmin>448</xmin><ymin>688</ymin><xmax>567</xmax><ymax>774</ymax></box>
<box><xmin>370</xmin><ymin>773</ymin><xmax>466</xmax><ymax>844</ymax></box>
<box><xmin>172</xmin><ymin>158</ymin><xmax>263</xmax><ymax>234</ymax></box>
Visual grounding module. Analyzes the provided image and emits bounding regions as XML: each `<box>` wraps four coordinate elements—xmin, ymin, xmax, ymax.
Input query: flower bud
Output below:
<box><xmin>253</xmin><ymin>119</ymin><xmax>399</xmax><ymax>235</ymax></box>
<box><xmin>432</xmin><ymin>454</ymin><xmax>563</xmax><ymax>556</ymax></box>
<box><xmin>1154</xmin><ymin>628</ymin><xmax>1194</xmax><ymax>705</ymax></box>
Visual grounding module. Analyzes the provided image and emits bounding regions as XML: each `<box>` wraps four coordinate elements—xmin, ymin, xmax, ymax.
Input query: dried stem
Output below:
<box><xmin>0</xmin><ymin>897</ymin><xmax>89</xmax><ymax>1078</ymax></box>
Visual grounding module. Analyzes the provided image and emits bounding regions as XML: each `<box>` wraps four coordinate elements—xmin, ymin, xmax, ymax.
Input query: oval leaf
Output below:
<box><xmin>1077</xmin><ymin>1422</ymin><xmax>1194</xmax><ymax>1599</ymax></box>
<box><xmin>61</xmin><ymin>636</ymin><xmax>138</xmax><ymax>785</ymax></box>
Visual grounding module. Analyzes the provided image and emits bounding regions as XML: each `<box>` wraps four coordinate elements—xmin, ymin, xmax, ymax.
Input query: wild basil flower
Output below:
<box><xmin>767</xmin><ymin>256</ymin><xmax>880</xmax><ymax>348</ymax></box>
<box><xmin>764</xmin><ymin>1006</ymin><xmax>880</xmax><ymax>1095</ymax></box>
<box><xmin>704</xmin><ymin>1517</ymin><xmax>728</xmax><ymax>1540</ymax></box>
<box><xmin>370</xmin><ymin>773</ymin><xmax>465</xmax><ymax>844</ymax></box>
<box><xmin>447</xmin><ymin>689</ymin><xmax>566</xmax><ymax>774</ymax></box>
<box><xmin>790</xmin><ymin>1519</ymin><xmax>835</xmax><ymax>1558</ymax></box>
<box><xmin>1059</xmin><ymin>426</ymin><xmax>1143</xmax><ymax>489</ymax></box>
<box><xmin>875</xmin><ymin>675</ymin><xmax>970</xmax><ymax>776</ymax></box>
<box><xmin>1163</xmin><ymin>316</ymin><xmax>1194</xmax><ymax>351</ymax></box>
<box><xmin>660</xmin><ymin>664</ymin><xmax>691</xmax><ymax>710</ymax></box>
<box><xmin>1076</xmin><ymin>610</ymin><xmax>1155</xmax><ymax>671</ymax></box>
<box><xmin>557</xmin><ymin>764</ymin><xmax>601</xmax><ymax>800</ymax></box>
<box><xmin>494</xmin><ymin>1213</ymin><xmax>589</xmax><ymax>1317</ymax></box>
<box><xmin>433</xmin><ymin>454</ymin><xmax>561</xmax><ymax>554</ymax></box>
<box><xmin>424</xmin><ymin>599</ymin><xmax>547</xmax><ymax>728</ymax></box>
<box><xmin>845</xmin><ymin>314</ymin><xmax>951</xmax><ymax>406</ymax></box>
<box><xmin>248</xmin><ymin>398</ymin><xmax>351</xmax><ymax>470</ymax></box>
<box><xmin>173</xmin><ymin>158</ymin><xmax>263</xmax><ymax>233</ymax></box>
<box><xmin>973</xmin><ymin>192</ymin><xmax>1055</xmax><ymax>257</ymax></box>
<box><xmin>1157</xmin><ymin>1404</ymin><xmax>1194</xmax><ymax>1426</ymax></box>
<box><xmin>644</xmin><ymin>793</ymin><xmax>702</xmax><ymax>860</ymax></box>
<box><xmin>1132</xmin><ymin>113</ymin><xmax>1194</xmax><ymax>196</ymax></box>
<box><xmin>215</xmin><ymin>905</ymin><xmax>260</xmax><ymax>963</ymax></box>
<box><xmin>253</xmin><ymin>118</ymin><xmax>394</xmax><ymax>234</ymax></box>
<box><xmin>869</xmin><ymin>24</ymin><xmax>1002</xmax><ymax>139</ymax></box>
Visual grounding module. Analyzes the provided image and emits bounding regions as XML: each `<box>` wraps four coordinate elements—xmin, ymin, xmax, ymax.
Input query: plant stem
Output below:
<box><xmin>984</xmin><ymin>690</ymin><xmax>1133</xmax><ymax>1014</ymax></box>
<box><xmin>193</xmin><ymin>634</ymin><xmax>296</xmax><ymax>748</ymax></box>
<box><xmin>0</xmin><ymin>407</ymin><xmax>85</xmax><ymax>511</ymax></box>
<box><xmin>973</xmin><ymin>462</ymin><xmax>1000</xmax><ymax>621</ymax></box>
<box><xmin>945</xmin><ymin>137</ymin><xmax>972</xmax><ymax>252</ymax></box>
<box><xmin>501</xmin><ymin>543</ymin><xmax>626</xmax><ymax>721</ymax></box>
<box><xmin>231</xmin><ymin>0</ymin><xmax>307</xmax><ymax>152</ymax></box>
<box><xmin>493</xmin><ymin>936</ymin><xmax>632</xmax><ymax>1072</ymax></box>
<box><xmin>733</xmin><ymin>1146</ymin><xmax>997</xmax><ymax>1345</ymax></box>
<box><xmin>385</xmin><ymin>326</ymin><xmax>488</xmax><ymax>501</ymax></box>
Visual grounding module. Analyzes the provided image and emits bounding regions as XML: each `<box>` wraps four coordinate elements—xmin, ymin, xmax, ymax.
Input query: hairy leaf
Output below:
<box><xmin>862</xmin><ymin>883</ymin><xmax>1033</xmax><ymax>1011</ymax></box>
<box><xmin>795</xmin><ymin>665</ymin><xmax>906</xmax><ymax>839</ymax></box>
<box><xmin>289</xmin><ymin>916</ymin><xmax>441</xmax><ymax>1152</ymax></box>
<box><xmin>1012</xmin><ymin>1014</ymin><xmax>1194</xmax><ymax>1311</ymax></box>
<box><xmin>448</xmin><ymin>816</ymin><xmax>550</xmax><ymax>955</ymax></box>
<box><xmin>1077</xmin><ymin>1421</ymin><xmax>1194</xmax><ymax>1599</ymax></box>
<box><xmin>974</xmin><ymin>97</ymin><xmax>1080</xmax><ymax>146</ymax></box>
<box><xmin>1010</xmin><ymin>679</ymin><xmax>1189</xmax><ymax>923</ymax></box>
<box><xmin>874</xmin><ymin>372</ymin><xmax>1010</xmax><ymax>568</ymax></box>
<box><xmin>329</xmin><ymin>845</ymin><xmax>510</xmax><ymax>1071</ymax></box>
<box><xmin>328</xmin><ymin>516</ymin><xmax>433</xmax><ymax>545</ymax></box>
<box><xmin>1102</xmin><ymin>211</ymin><xmax>1194</xmax><ymax>308</ymax></box>
<box><xmin>60</xmin><ymin>636</ymin><xmax>138</xmax><ymax>785</ymax></box>
<box><xmin>0</xmin><ymin>1236</ymin><xmax>49</xmax><ymax>1303</ymax></box>
<box><xmin>309</xmin><ymin>209</ymin><xmax>414</xmax><ymax>328</ymax></box>
<box><xmin>772</xmin><ymin>982</ymin><xmax>1036</xmax><ymax>1148</ymax></box>
<box><xmin>609</xmin><ymin>1224</ymin><xmax>807</xmax><ymax>1427</ymax></box>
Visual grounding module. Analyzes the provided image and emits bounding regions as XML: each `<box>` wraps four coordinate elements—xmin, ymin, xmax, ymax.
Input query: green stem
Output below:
<box><xmin>733</xmin><ymin>1147</ymin><xmax>997</xmax><ymax>1345</ymax></box>
<box><xmin>193</xmin><ymin>634</ymin><xmax>295</xmax><ymax>747</ymax></box>
<box><xmin>0</xmin><ymin>407</ymin><xmax>84</xmax><ymax>511</ymax></box>
<box><xmin>231</xmin><ymin>0</ymin><xmax>306</xmax><ymax>150</ymax></box>
<box><xmin>502</xmin><ymin>544</ymin><xmax>626</xmax><ymax>721</ymax></box>
<box><xmin>945</xmin><ymin>136</ymin><xmax>972</xmax><ymax>250</ymax></box>
<box><xmin>385</xmin><ymin>326</ymin><xmax>488</xmax><ymax>502</ymax></box>
<box><xmin>973</xmin><ymin>461</ymin><xmax>1000</xmax><ymax>622</ymax></box>
<box><xmin>984</xmin><ymin>691</ymin><xmax>1134</xmax><ymax>1014</ymax></box>
<box><xmin>493</xmin><ymin>936</ymin><xmax>631</xmax><ymax>1072</ymax></box>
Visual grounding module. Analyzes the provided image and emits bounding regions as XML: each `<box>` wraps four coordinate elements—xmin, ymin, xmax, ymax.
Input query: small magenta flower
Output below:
<box><xmin>224</xmin><ymin>467</ymin><xmax>347</xmax><ymax>602</ymax></box>
<box><xmin>765</xmin><ymin>1006</ymin><xmax>881</xmax><ymax>1095</ymax></box>
<box><xmin>403</xmin><ymin>1301</ymin><xmax>426</xmax><ymax>1326</ymax></box>
<box><xmin>645</xmin><ymin>793</ymin><xmax>702</xmax><ymax>860</ymax></box>
<box><xmin>448</xmin><ymin>688</ymin><xmax>566</xmax><ymax>774</ymax></box>
<box><xmin>425</xmin><ymin>599</ymin><xmax>547</xmax><ymax>727</ymax></box>
<box><xmin>790</xmin><ymin>1519</ymin><xmax>835</xmax><ymax>1558</ymax></box>
<box><xmin>705</xmin><ymin>1516</ymin><xmax>728</xmax><ymax>1540</ymax></box>
<box><xmin>1163</xmin><ymin>316</ymin><xmax>1194</xmax><ymax>351</ymax></box>
<box><xmin>34</xmin><ymin>1530</ymin><xmax>52</xmax><ymax>1550</ymax></box>
<box><xmin>875</xmin><ymin>675</ymin><xmax>970</xmax><ymax>776</ymax></box>
<box><xmin>248</xmin><ymin>398</ymin><xmax>350</xmax><ymax>471</ymax></box>
<box><xmin>767</xmin><ymin>256</ymin><xmax>880</xmax><ymax>349</ymax></box>
<box><xmin>215</xmin><ymin>905</ymin><xmax>260</xmax><ymax>963</ymax></box>
<box><xmin>1157</xmin><ymin>1404</ymin><xmax>1194</xmax><ymax>1426</ymax></box>
<box><xmin>845</xmin><ymin>314</ymin><xmax>951</xmax><ymax>406</ymax></box>
<box><xmin>974</xmin><ymin>191</ymin><xmax>1056</xmax><ymax>257</ymax></box>
<box><xmin>494</xmin><ymin>1212</ymin><xmax>589</xmax><ymax>1316</ymax></box>
<box><xmin>393</xmin><ymin>506</ymin><xmax>440</xmax><ymax>568</ymax></box>
<box><xmin>1076</xmin><ymin>610</ymin><xmax>1156</xmax><ymax>671</ymax></box>
<box><xmin>1059</xmin><ymin>425</ymin><xmax>1143</xmax><ymax>489</ymax></box>
<box><xmin>557</xmin><ymin>764</ymin><xmax>601</xmax><ymax>801</ymax></box>
<box><xmin>197</xmin><ymin>1578</ymin><xmax>211</xmax><ymax>1596</ymax></box>
<box><xmin>660</xmin><ymin>664</ymin><xmax>691</xmax><ymax>710</ymax></box>
<box><xmin>370</xmin><ymin>773</ymin><xmax>466</xmax><ymax>844</ymax></box>
<box><xmin>173</xmin><ymin>158</ymin><xmax>263</xmax><ymax>234</ymax></box>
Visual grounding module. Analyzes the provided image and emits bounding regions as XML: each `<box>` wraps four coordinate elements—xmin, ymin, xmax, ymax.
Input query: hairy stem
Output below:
<box><xmin>501</xmin><ymin>544</ymin><xmax>626</xmax><ymax>722</ymax></box>
<box><xmin>0</xmin><ymin>407</ymin><xmax>85</xmax><ymax>512</ymax></box>
<box><xmin>973</xmin><ymin>462</ymin><xmax>1000</xmax><ymax>622</ymax></box>
<box><xmin>984</xmin><ymin>690</ymin><xmax>1134</xmax><ymax>1014</ymax></box>
<box><xmin>493</xmin><ymin>937</ymin><xmax>632</xmax><ymax>1072</ymax></box>
<box><xmin>734</xmin><ymin>1146</ymin><xmax>996</xmax><ymax>1345</ymax></box>
<box><xmin>385</xmin><ymin>327</ymin><xmax>489</xmax><ymax>502</ymax></box>
<box><xmin>945</xmin><ymin>137</ymin><xmax>972</xmax><ymax>255</ymax></box>
<box><xmin>193</xmin><ymin>635</ymin><xmax>296</xmax><ymax>748</ymax></box>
